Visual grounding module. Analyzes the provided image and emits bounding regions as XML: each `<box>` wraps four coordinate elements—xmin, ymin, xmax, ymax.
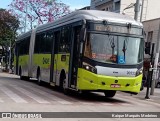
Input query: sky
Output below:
<box><xmin>0</xmin><ymin>0</ymin><xmax>90</xmax><ymax>10</ymax></box>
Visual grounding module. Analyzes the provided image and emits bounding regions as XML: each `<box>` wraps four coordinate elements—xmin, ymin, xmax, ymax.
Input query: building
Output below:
<box><xmin>143</xmin><ymin>18</ymin><xmax>160</xmax><ymax>55</ymax></box>
<box><xmin>79</xmin><ymin>6</ymin><xmax>90</xmax><ymax>10</ymax></box>
<box><xmin>90</xmin><ymin>0</ymin><xmax>160</xmax><ymax>22</ymax></box>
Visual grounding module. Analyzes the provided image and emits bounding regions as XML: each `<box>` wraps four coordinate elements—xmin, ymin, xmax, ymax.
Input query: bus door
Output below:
<box><xmin>69</xmin><ymin>26</ymin><xmax>81</xmax><ymax>88</ymax></box>
<box><xmin>50</xmin><ymin>31</ymin><xmax>60</xmax><ymax>85</ymax></box>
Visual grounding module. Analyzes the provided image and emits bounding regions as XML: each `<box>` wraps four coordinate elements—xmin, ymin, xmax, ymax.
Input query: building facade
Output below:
<box><xmin>90</xmin><ymin>0</ymin><xmax>160</xmax><ymax>22</ymax></box>
<box><xmin>143</xmin><ymin>18</ymin><xmax>160</xmax><ymax>55</ymax></box>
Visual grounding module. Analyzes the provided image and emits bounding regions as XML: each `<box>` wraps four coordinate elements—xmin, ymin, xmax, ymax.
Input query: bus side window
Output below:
<box><xmin>26</xmin><ymin>37</ymin><xmax>30</xmax><ymax>55</ymax></box>
<box><xmin>59</xmin><ymin>27</ymin><xmax>70</xmax><ymax>53</ymax></box>
<box><xmin>40</xmin><ymin>33</ymin><xmax>46</xmax><ymax>53</ymax></box>
<box><xmin>34</xmin><ymin>34</ymin><xmax>40</xmax><ymax>53</ymax></box>
<box><xmin>54</xmin><ymin>31</ymin><xmax>60</xmax><ymax>54</ymax></box>
<box><xmin>45</xmin><ymin>31</ymin><xmax>53</xmax><ymax>53</ymax></box>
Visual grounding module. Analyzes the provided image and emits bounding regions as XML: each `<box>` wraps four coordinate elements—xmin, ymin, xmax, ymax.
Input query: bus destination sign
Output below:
<box><xmin>90</xmin><ymin>24</ymin><xmax>143</xmax><ymax>36</ymax></box>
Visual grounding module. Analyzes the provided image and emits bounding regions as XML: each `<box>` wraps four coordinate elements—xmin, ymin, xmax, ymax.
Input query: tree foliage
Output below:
<box><xmin>9</xmin><ymin>0</ymin><xmax>70</xmax><ymax>31</ymax></box>
<box><xmin>0</xmin><ymin>8</ymin><xmax>19</xmax><ymax>48</ymax></box>
<box><xmin>0</xmin><ymin>8</ymin><xmax>19</xmax><ymax>71</ymax></box>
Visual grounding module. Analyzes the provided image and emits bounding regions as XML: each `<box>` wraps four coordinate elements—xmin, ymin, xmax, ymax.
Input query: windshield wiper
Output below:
<box><xmin>122</xmin><ymin>40</ymin><xmax>126</xmax><ymax>59</ymax></box>
<box><xmin>109</xmin><ymin>35</ymin><xmax>115</xmax><ymax>55</ymax></box>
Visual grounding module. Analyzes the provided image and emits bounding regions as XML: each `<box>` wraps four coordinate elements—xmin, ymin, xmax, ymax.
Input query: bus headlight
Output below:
<box><xmin>136</xmin><ymin>68</ymin><xmax>143</xmax><ymax>76</ymax></box>
<box><xmin>82</xmin><ymin>62</ymin><xmax>97</xmax><ymax>74</ymax></box>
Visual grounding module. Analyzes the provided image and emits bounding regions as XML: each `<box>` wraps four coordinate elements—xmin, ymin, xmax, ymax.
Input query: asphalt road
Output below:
<box><xmin>0</xmin><ymin>72</ymin><xmax>160</xmax><ymax>121</ymax></box>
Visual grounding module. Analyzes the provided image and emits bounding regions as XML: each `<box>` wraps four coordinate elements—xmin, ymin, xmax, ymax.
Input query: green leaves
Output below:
<box><xmin>0</xmin><ymin>8</ymin><xmax>19</xmax><ymax>47</ymax></box>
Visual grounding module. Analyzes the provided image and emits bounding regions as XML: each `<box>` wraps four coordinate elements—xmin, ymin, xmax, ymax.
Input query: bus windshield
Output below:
<box><xmin>84</xmin><ymin>33</ymin><xmax>143</xmax><ymax>65</ymax></box>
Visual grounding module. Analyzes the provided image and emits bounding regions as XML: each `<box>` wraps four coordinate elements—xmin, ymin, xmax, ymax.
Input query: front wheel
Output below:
<box><xmin>104</xmin><ymin>90</ymin><xmax>116</xmax><ymax>97</ymax></box>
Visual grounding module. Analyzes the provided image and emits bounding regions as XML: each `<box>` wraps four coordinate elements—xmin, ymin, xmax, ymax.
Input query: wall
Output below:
<box><xmin>143</xmin><ymin>18</ymin><xmax>160</xmax><ymax>56</ymax></box>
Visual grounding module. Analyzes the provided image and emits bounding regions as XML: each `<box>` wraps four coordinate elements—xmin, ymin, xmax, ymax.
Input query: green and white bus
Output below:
<box><xmin>14</xmin><ymin>10</ymin><xmax>144</xmax><ymax>97</ymax></box>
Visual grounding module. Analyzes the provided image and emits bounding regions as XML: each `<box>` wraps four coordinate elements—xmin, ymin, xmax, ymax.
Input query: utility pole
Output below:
<box><xmin>134</xmin><ymin>0</ymin><xmax>141</xmax><ymax>21</ymax></box>
<box><xmin>140</xmin><ymin>0</ymin><xmax>144</xmax><ymax>22</ymax></box>
<box><xmin>150</xmin><ymin>21</ymin><xmax>160</xmax><ymax>95</ymax></box>
<box><xmin>8</xmin><ymin>38</ymin><xmax>12</xmax><ymax>73</ymax></box>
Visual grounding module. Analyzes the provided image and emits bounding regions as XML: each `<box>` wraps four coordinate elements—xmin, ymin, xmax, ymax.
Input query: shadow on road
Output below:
<box><xmin>0</xmin><ymin>74</ymin><xmax>131</xmax><ymax>105</ymax></box>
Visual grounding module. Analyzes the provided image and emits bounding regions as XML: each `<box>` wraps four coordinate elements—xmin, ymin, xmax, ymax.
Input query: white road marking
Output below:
<box><xmin>81</xmin><ymin>102</ymin><xmax>95</xmax><ymax>105</ymax></box>
<box><xmin>100</xmin><ymin>103</ymin><xmax>114</xmax><ymax>106</ymax></box>
<box><xmin>115</xmin><ymin>95</ymin><xmax>160</xmax><ymax>107</ymax></box>
<box><xmin>13</xmin><ymin>86</ymin><xmax>50</xmax><ymax>104</ymax></box>
<box><xmin>0</xmin><ymin>86</ymin><xmax>27</xmax><ymax>103</ymax></box>
<box><xmin>23</xmin><ymin>85</ymin><xmax>72</xmax><ymax>105</ymax></box>
<box><xmin>0</xmin><ymin>98</ymin><xmax>4</xmax><ymax>103</ymax></box>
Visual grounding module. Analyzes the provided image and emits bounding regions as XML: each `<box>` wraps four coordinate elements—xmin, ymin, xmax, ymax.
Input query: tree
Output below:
<box><xmin>0</xmin><ymin>8</ymin><xmax>19</xmax><ymax>71</ymax></box>
<box><xmin>9</xmin><ymin>0</ymin><xmax>70</xmax><ymax>31</ymax></box>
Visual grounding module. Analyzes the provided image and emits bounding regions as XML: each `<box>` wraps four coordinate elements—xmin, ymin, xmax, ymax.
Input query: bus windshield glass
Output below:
<box><xmin>84</xmin><ymin>33</ymin><xmax>143</xmax><ymax>65</ymax></box>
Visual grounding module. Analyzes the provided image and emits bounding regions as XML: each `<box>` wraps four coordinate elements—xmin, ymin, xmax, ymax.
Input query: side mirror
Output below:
<box><xmin>80</xmin><ymin>28</ymin><xmax>86</xmax><ymax>42</ymax></box>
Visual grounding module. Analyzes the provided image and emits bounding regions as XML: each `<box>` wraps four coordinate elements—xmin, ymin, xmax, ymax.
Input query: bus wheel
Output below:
<box><xmin>19</xmin><ymin>68</ymin><xmax>25</xmax><ymax>80</ymax></box>
<box><xmin>104</xmin><ymin>90</ymin><xmax>116</xmax><ymax>98</ymax></box>
<box><xmin>62</xmin><ymin>79</ymin><xmax>69</xmax><ymax>95</ymax></box>
<box><xmin>37</xmin><ymin>71</ymin><xmax>42</xmax><ymax>86</ymax></box>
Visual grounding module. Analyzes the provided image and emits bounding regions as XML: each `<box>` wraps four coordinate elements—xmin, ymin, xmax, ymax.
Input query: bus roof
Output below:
<box><xmin>17</xmin><ymin>30</ymin><xmax>32</xmax><ymax>41</ymax></box>
<box><xmin>17</xmin><ymin>10</ymin><xmax>143</xmax><ymax>40</ymax></box>
<box><xmin>36</xmin><ymin>10</ymin><xmax>142</xmax><ymax>32</ymax></box>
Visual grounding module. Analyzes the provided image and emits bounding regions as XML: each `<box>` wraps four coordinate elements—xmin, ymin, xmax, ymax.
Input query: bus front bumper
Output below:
<box><xmin>77</xmin><ymin>68</ymin><xmax>142</xmax><ymax>93</ymax></box>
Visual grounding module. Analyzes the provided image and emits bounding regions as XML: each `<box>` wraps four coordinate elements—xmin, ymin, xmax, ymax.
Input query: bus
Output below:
<box><xmin>14</xmin><ymin>10</ymin><xmax>144</xmax><ymax>97</ymax></box>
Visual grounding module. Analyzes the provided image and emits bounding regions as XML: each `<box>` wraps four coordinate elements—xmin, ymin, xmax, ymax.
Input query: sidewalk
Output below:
<box><xmin>133</xmin><ymin>87</ymin><xmax>160</xmax><ymax>104</ymax></box>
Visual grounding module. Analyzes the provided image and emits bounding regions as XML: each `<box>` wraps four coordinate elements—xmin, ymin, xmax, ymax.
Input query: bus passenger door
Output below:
<box><xmin>69</xmin><ymin>26</ymin><xmax>81</xmax><ymax>88</ymax></box>
<box><xmin>50</xmin><ymin>31</ymin><xmax>60</xmax><ymax>85</ymax></box>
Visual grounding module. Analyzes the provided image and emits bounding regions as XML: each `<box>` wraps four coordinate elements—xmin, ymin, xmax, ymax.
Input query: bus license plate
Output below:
<box><xmin>110</xmin><ymin>84</ymin><xmax>121</xmax><ymax>88</ymax></box>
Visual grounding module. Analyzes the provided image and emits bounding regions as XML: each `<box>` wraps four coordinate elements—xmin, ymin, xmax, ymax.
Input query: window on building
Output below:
<box><xmin>106</xmin><ymin>7</ymin><xmax>108</xmax><ymax>11</ymax></box>
<box><xmin>115</xmin><ymin>1</ymin><xmax>120</xmax><ymax>11</ymax></box>
<box><xmin>109</xmin><ymin>5</ymin><xmax>113</xmax><ymax>11</ymax></box>
<box><xmin>147</xmin><ymin>31</ymin><xmax>153</xmax><ymax>42</ymax></box>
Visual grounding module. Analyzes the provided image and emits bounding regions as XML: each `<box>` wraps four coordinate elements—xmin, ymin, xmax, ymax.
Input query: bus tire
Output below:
<box><xmin>19</xmin><ymin>67</ymin><xmax>25</xmax><ymax>80</ymax></box>
<box><xmin>37</xmin><ymin>69</ymin><xmax>42</xmax><ymax>86</ymax></box>
<box><xmin>63</xmin><ymin>79</ymin><xmax>69</xmax><ymax>95</ymax></box>
<box><xmin>104</xmin><ymin>90</ymin><xmax>116</xmax><ymax>98</ymax></box>
<box><xmin>60</xmin><ymin>71</ymin><xmax>68</xmax><ymax>94</ymax></box>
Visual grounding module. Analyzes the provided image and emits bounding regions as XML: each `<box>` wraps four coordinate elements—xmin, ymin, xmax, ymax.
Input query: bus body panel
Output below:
<box><xmin>32</xmin><ymin>54</ymin><xmax>51</xmax><ymax>82</ymax></box>
<box><xmin>14</xmin><ymin>10</ymin><xmax>144</xmax><ymax>95</ymax></box>
<box><xmin>77</xmin><ymin>68</ymin><xmax>142</xmax><ymax>93</ymax></box>
<box><xmin>28</xmin><ymin>29</ymin><xmax>36</xmax><ymax>77</ymax></box>
<box><xmin>13</xmin><ymin>56</ymin><xmax>16</xmax><ymax>74</ymax></box>
<box><xmin>54</xmin><ymin>54</ymin><xmax>70</xmax><ymax>86</ymax></box>
<box><xmin>18</xmin><ymin>55</ymin><xmax>29</xmax><ymax>77</ymax></box>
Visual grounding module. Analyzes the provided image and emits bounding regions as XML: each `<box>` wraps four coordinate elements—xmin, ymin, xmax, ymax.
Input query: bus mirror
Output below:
<box><xmin>80</xmin><ymin>42</ymin><xmax>83</xmax><ymax>54</ymax></box>
<box><xmin>80</xmin><ymin>28</ymin><xmax>86</xmax><ymax>42</ymax></box>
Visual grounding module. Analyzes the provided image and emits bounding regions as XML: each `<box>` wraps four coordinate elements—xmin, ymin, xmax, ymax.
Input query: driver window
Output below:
<box><xmin>84</xmin><ymin>34</ymin><xmax>92</xmax><ymax>58</ymax></box>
